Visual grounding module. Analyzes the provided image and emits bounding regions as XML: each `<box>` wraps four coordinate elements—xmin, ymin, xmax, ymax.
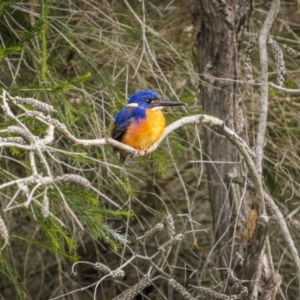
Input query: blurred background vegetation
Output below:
<box><xmin>0</xmin><ymin>0</ymin><xmax>300</xmax><ymax>299</ymax></box>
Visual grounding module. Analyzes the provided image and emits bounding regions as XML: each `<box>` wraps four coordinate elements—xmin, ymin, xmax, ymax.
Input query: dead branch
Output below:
<box><xmin>269</xmin><ymin>82</ymin><xmax>300</xmax><ymax>93</ymax></box>
<box><xmin>242</xmin><ymin>216</ymin><xmax>269</xmax><ymax>290</ymax></box>
<box><xmin>253</xmin><ymin>0</ymin><xmax>281</xmax><ymax>297</ymax></box>
<box><xmin>256</xmin><ymin>0</ymin><xmax>281</xmax><ymax>180</ymax></box>
<box><xmin>111</xmin><ymin>275</ymin><xmax>151</xmax><ymax>300</ymax></box>
<box><xmin>231</xmin><ymin>177</ymin><xmax>300</xmax><ymax>293</ymax></box>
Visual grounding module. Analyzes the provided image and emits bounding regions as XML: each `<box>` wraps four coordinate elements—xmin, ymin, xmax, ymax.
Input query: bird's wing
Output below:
<box><xmin>111</xmin><ymin>107</ymin><xmax>136</xmax><ymax>142</ymax></box>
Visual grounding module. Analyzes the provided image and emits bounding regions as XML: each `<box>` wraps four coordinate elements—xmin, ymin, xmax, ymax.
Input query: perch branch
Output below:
<box><xmin>0</xmin><ymin>102</ymin><xmax>265</xmax><ymax>216</ymax></box>
<box><xmin>31</xmin><ymin>113</ymin><xmax>263</xmax><ymax>214</ymax></box>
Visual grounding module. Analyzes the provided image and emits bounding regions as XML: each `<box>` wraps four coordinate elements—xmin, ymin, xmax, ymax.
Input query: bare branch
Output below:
<box><xmin>168</xmin><ymin>279</ymin><xmax>197</xmax><ymax>300</ymax></box>
<box><xmin>0</xmin><ymin>216</ymin><xmax>9</xmax><ymax>250</ymax></box>
<box><xmin>254</xmin><ymin>1</ymin><xmax>282</xmax><ymax>297</ymax></box>
<box><xmin>269</xmin><ymin>82</ymin><xmax>300</xmax><ymax>93</ymax></box>
<box><xmin>256</xmin><ymin>0</ymin><xmax>281</xmax><ymax>179</ymax></box>
<box><xmin>10</xmin><ymin>95</ymin><xmax>55</xmax><ymax>112</ymax></box>
<box><xmin>136</xmin><ymin>223</ymin><xmax>164</xmax><ymax>240</ymax></box>
<box><xmin>242</xmin><ymin>216</ymin><xmax>268</xmax><ymax>291</ymax></box>
<box><xmin>282</xmin><ymin>44</ymin><xmax>300</xmax><ymax>59</ymax></box>
<box><xmin>112</xmin><ymin>275</ymin><xmax>151</xmax><ymax>300</ymax></box>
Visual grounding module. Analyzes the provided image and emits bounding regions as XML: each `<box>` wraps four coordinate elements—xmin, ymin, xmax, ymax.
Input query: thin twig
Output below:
<box><xmin>255</xmin><ymin>0</ymin><xmax>281</xmax><ymax>179</ymax></box>
<box><xmin>269</xmin><ymin>82</ymin><xmax>300</xmax><ymax>93</ymax></box>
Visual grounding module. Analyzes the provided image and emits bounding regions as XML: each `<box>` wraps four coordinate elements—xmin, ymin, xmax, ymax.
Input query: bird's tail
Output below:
<box><xmin>113</xmin><ymin>147</ymin><xmax>127</xmax><ymax>163</ymax></box>
<box><xmin>119</xmin><ymin>153</ymin><xmax>127</xmax><ymax>163</ymax></box>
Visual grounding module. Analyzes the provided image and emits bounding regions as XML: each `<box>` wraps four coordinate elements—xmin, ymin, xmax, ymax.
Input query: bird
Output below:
<box><xmin>112</xmin><ymin>89</ymin><xmax>185</xmax><ymax>162</ymax></box>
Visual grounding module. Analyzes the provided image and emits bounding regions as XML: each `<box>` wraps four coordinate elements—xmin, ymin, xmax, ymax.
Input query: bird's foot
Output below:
<box><xmin>136</xmin><ymin>148</ymin><xmax>142</xmax><ymax>156</ymax></box>
<box><xmin>136</xmin><ymin>149</ymin><xmax>148</xmax><ymax>157</ymax></box>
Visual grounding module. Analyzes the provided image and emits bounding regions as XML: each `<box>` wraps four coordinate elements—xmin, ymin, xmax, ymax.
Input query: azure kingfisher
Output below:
<box><xmin>112</xmin><ymin>89</ymin><xmax>185</xmax><ymax>162</ymax></box>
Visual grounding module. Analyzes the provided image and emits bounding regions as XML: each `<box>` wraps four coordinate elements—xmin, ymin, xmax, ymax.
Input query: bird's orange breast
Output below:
<box><xmin>122</xmin><ymin>109</ymin><xmax>166</xmax><ymax>150</ymax></box>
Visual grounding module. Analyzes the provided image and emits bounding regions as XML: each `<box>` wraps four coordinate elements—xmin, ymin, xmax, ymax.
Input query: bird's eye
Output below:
<box><xmin>146</xmin><ymin>99</ymin><xmax>151</xmax><ymax>104</ymax></box>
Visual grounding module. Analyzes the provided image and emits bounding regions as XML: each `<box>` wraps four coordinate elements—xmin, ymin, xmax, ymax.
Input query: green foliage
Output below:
<box><xmin>179</xmin><ymin>91</ymin><xmax>196</xmax><ymax>105</ymax></box>
<box><xmin>52</xmin><ymin>73</ymin><xmax>92</xmax><ymax>92</ymax></box>
<box><xmin>12</xmin><ymin>233</ymin><xmax>78</xmax><ymax>261</ymax></box>
<box><xmin>39</xmin><ymin>0</ymin><xmax>48</xmax><ymax>81</ymax></box>
<box><xmin>52</xmin><ymin>186</ymin><xmax>131</xmax><ymax>249</ymax></box>
<box><xmin>12</xmin><ymin>73</ymin><xmax>92</xmax><ymax>93</ymax></box>
<box><xmin>0</xmin><ymin>251</ymin><xmax>25</xmax><ymax>300</ymax></box>
<box><xmin>0</xmin><ymin>0</ymin><xmax>14</xmax><ymax>17</ymax></box>
<box><xmin>9</xmin><ymin>147</ymin><xmax>21</xmax><ymax>156</ymax></box>
<box><xmin>0</xmin><ymin>18</ymin><xmax>45</xmax><ymax>61</ymax></box>
<box><xmin>39</xmin><ymin>217</ymin><xmax>77</xmax><ymax>256</ymax></box>
<box><xmin>111</xmin><ymin>176</ymin><xmax>138</xmax><ymax>198</ymax></box>
<box><xmin>150</xmin><ymin>149</ymin><xmax>175</xmax><ymax>179</ymax></box>
<box><xmin>0</xmin><ymin>46</ymin><xmax>21</xmax><ymax>60</ymax></box>
<box><xmin>98</xmin><ymin>224</ymin><xmax>128</xmax><ymax>250</ymax></box>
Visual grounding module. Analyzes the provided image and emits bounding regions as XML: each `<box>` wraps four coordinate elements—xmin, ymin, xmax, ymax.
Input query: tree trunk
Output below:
<box><xmin>189</xmin><ymin>0</ymin><xmax>250</xmax><ymax>275</ymax></box>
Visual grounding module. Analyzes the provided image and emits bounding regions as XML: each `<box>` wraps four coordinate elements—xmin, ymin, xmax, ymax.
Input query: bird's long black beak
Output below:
<box><xmin>153</xmin><ymin>100</ymin><xmax>186</xmax><ymax>107</ymax></box>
